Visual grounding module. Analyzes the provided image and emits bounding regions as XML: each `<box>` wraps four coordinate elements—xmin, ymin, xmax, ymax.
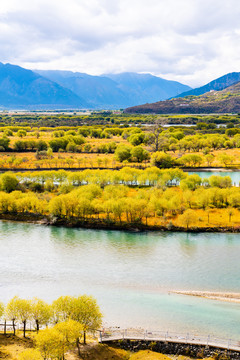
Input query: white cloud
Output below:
<box><xmin>0</xmin><ymin>0</ymin><xmax>240</xmax><ymax>86</ymax></box>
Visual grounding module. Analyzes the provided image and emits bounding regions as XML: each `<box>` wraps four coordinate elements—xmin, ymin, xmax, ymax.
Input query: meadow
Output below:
<box><xmin>0</xmin><ymin>113</ymin><xmax>239</xmax><ymax>230</ymax></box>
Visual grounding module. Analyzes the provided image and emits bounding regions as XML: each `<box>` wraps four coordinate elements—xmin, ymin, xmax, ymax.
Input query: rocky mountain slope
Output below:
<box><xmin>124</xmin><ymin>81</ymin><xmax>240</xmax><ymax>114</ymax></box>
<box><xmin>173</xmin><ymin>72</ymin><xmax>240</xmax><ymax>99</ymax></box>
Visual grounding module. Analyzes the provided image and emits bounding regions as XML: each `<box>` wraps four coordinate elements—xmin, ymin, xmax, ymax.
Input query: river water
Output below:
<box><xmin>188</xmin><ymin>170</ymin><xmax>240</xmax><ymax>186</ymax></box>
<box><xmin>1</xmin><ymin>221</ymin><xmax>240</xmax><ymax>339</ymax></box>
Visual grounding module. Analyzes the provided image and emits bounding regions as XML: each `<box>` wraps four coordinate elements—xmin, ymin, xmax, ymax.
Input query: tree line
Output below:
<box><xmin>1</xmin><ymin>122</ymin><xmax>240</xmax><ymax>156</ymax></box>
<box><xmin>12</xmin><ymin>168</ymin><xmax>233</xmax><ymax>189</ymax></box>
<box><xmin>0</xmin><ymin>295</ymin><xmax>102</xmax><ymax>359</ymax></box>
<box><xmin>0</xmin><ymin>170</ymin><xmax>239</xmax><ymax>229</ymax></box>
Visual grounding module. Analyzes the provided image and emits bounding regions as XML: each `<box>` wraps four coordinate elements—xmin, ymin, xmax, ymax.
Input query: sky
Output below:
<box><xmin>0</xmin><ymin>0</ymin><xmax>240</xmax><ymax>87</ymax></box>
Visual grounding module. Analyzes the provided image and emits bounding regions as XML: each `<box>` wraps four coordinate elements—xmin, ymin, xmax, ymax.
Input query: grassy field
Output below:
<box><xmin>1</xmin><ymin>120</ymin><xmax>240</xmax><ymax>170</ymax></box>
<box><xmin>0</xmin><ymin>334</ymin><xmax>215</xmax><ymax>360</ymax></box>
<box><xmin>0</xmin><ymin>147</ymin><xmax>240</xmax><ymax>170</ymax></box>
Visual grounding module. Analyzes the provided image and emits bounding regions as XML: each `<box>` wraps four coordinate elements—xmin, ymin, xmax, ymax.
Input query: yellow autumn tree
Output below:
<box><xmin>178</xmin><ymin>209</ymin><xmax>198</xmax><ymax>230</ymax></box>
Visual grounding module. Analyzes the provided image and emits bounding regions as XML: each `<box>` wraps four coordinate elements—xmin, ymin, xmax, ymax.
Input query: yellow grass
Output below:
<box><xmin>174</xmin><ymin>208</ymin><xmax>240</xmax><ymax>228</ymax></box>
<box><xmin>0</xmin><ymin>151</ymin><xmax>149</xmax><ymax>169</ymax></box>
<box><xmin>130</xmin><ymin>350</ymin><xmax>172</xmax><ymax>360</ymax></box>
<box><xmin>80</xmin><ymin>344</ymin><xmax>129</xmax><ymax>360</ymax></box>
<box><xmin>0</xmin><ymin>334</ymin><xmax>34</xmax><ymax>360</ymax></box>
<box><xmin>0</xmin><ymin>335</ymin><xmax>215</xmax><ymax>360</ymax></box>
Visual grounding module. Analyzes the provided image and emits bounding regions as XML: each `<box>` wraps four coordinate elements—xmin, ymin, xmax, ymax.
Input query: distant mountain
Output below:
<box><xmin>0</xmin><ymin>63</ymin><xmax>88</xmax><ymax>109</ymax></box>
<box><xmin>172</xmin><ymin>72</ymin><xmax>240</xmax><ymax>99</ymax></box>
<box><xmin>124</xmin><ymin>81</ymin><xmax>240</xmax><ymax>114</ymax></box>
<box><xmin>35</xmin><ymin>70</ymin><xmax>191</xmax><ymax>109</ymax></box>
<box><xmin>103</xmin><ymin>72</ymin><xmax>191</xmax><ymax>105</ymax></box>
<box><xmin>35</xmin><ymin>70</ymin><xmax>129</xmax><ymax>109</ymax></box>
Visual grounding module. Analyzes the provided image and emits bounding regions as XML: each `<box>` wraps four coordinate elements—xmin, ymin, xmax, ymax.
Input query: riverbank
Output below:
<box><xmin>171</xmin><ymin>291</ymin><xmax>240</xmax><ymax>303</ymax></box>
<box><xmin>1</xmin><ymin>212</ymin><xmax>240</xmax><ymax>233</ymax></box>
<box><xmin>0</xmin><ymin>334</ymin><xmax>212</xmax><ymax>360</ymax></box>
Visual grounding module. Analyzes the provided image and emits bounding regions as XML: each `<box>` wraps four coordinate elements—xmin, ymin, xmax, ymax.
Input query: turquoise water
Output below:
<box><xmin>1</xmin><ymin>222</ymin><xmax>240</xmax><ymax>339</ymax></box>
<box><xmin>188</xmin><ymin>170</ymin><xmax>240</xmax><ymax>186</ymax></box>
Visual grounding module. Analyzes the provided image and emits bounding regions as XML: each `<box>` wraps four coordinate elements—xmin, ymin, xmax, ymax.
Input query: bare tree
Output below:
<box><xmin>148</xmin><ymin>117</ymin><xmax>169</xmax><ymax>152</ymax></box>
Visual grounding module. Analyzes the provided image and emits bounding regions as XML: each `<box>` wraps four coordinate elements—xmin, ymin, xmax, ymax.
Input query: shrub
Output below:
<box><xmin>115</xmin><ymin>145</ymin><xmax>132</xmax><ymax>162</ymax></box>
<box><xmin>151</xmin><ymin>152</ymin><xmax>176</xmax><ymax>168</ymax></box>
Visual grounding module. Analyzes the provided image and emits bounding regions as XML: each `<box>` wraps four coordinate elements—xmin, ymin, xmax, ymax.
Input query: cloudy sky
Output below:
<box><xmin>0</xmin><ymin>0</ymin><xmax>240</xmax><ymax>87</ymax></box>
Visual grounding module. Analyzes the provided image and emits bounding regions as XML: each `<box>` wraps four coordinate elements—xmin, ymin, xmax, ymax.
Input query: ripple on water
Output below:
<box><xmin>0</xmin><ymin>222</ymin><xmax>240</xmax><ymax>338</ymax></box>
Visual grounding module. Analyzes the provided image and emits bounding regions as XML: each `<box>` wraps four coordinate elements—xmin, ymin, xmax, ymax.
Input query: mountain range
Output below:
<box><xmin>0</xmin><ymin>63</ymin><xmax>191</xmax><ymax>110</ymax></box>
<box><xmin>0</xmin><ymin>62</ymin><xmax>239</xmax><ymax>113</ymax></box>
<box><xmin>0</xmin><ymin>63</ymin><xmax>87</xmax><ymax>109</ymax></box>
<box><xmin>172</xmin><ymin>72</ymin><xmax>240</xmax><ymax>99</ymax></box>
<box><xmin>34</xmin><ymin>70</ymin><xmax>191</xmax><ymax>109</ymax></box>
<box><xmin>125</xmin><ymin>78</ymin><xmax>240</xmax><ymax>114</ymax></box>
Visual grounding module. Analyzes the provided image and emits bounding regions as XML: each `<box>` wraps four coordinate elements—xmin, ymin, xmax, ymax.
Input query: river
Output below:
<box><xmin>188</xmin><ymin>170</ymin><xmax>240</xmax><ymax>186</ymax></box>
<box><xmin>1</xmin><ymin>221</ymin><xmax>240</xmax><ymax>339</ymax></box>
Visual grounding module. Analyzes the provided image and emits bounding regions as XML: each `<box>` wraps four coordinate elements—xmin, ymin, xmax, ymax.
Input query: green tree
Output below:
<box><xmin>218</xmin><ymin>153</ymin><xmax>235</xmax><ymax>167</ymax></box>
<box><xmin>4</xmin><ymin>128</ymin><xmax>13</xmax><ymax>136</ymax></box>
<box><xmin>36</xmin><ymin>140</ymin><xmax>48</xmax><ymax>151</ymax></box>
<box><xmin>128</xmin><ymin>132</ymin><xmax>145</xmax><ymax>146</ymax></box>
<box><xmin>49</xmin><ymin>138</ymin><xmax>68</xmax><ymax>152</ymax></box>
<box><xmin>131</xmin><ymin>146</ymin><xmax>150</xmax><ymax>163</ymax></box>
<box><xmin>180</xmin><ymin>175</ymin><xmax>202</xmax><ymax>191</ymax></box>
<box><xmin>146</xmin><ymin>118</ymin><xmax>168</xmax><ymax>151</ymax></box>
<box><xmin>0</xmin><ymin>136</ymin><xmax>10</xmax><ymax>150</ymax></box>
<box><xmin>17</xmin><ymin>130</ymin><xmax>27</xmax><ymax>138</ymax></box>
<box><xmin>180</xmin><ymin>154</ymin><xmax>203</xmax><ymax>167</ymax></box>
<box><xmin>209</xmin><ymin>175</ymin><xmax>232</xmax><ymax>188</ymax></box>
<box><xmin>114</xmin><ymin>145</ymin><xmax>132</xmax><ymax>162</ymax></box>
<box><xmin>0</xmin><ymin>173</ymin><xmax>19</xmax><ymax>193</ymax></box>
<box><xmin>205</xmin><ymin>154</ymin><xmax>215</xmax><ymax>166</ymax></box>
<box><xmin>14</xmin><ymin>140</ymin><xmax>27</xmax><ymax>151</ymax></box>
<box><xmin>151</xmin><ymin>152</ymin><xmax>176</xmax><ymax>168</ymax></box>
<box><xmin>47</xmin><ymin>148</ymin><xmax>53</xmax><ymax>159</ymax></box>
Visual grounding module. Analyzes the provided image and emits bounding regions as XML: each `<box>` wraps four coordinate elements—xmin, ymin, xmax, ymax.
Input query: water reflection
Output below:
<box><xmin>179</xmin><ymin>233</ymin><xmax>198</xmax><ymax>257</ymax></box>
<box><xmin>188</xmin><ymin>170</ymin><xmax>240</xmax><ymax>186</ymax></box>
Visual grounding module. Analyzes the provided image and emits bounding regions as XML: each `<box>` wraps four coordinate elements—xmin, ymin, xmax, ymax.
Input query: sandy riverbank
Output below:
<box><xmin>171</xmin><ymin>290</ymin><xmax>240</xmax><ymax>303</ymax></box>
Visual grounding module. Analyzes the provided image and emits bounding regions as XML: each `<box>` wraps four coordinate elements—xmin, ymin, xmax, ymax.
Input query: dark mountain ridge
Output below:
<box><xmin>124</xmin><ymin>81</ymin><xmax>240</xmax><ymax>114</ymax></box>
